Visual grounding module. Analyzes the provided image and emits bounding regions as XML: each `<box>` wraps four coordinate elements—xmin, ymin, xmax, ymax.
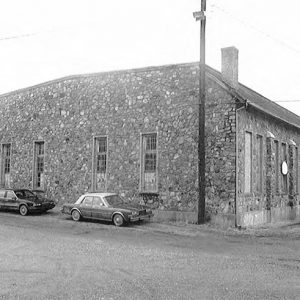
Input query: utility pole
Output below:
<box><xmin>193</xmin><ymin>0</ymin><xmax>206</xmax><ymax>224</ymax></box>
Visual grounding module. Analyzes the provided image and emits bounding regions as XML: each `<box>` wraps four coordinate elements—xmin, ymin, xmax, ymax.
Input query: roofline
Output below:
<box><xmin>1</xmin><ymin>61</ymin><xmax>299</xmax><ymax>130</ymax></box>
<box><xmin>244</xmin><ymin>100</ymin><xmax>300</xmax><ymax>130</ymax></box>
<box><xmin>0</xmin><ymin>61</ymin><xmax>199</xmax><ymax>99</ymax></box>
<box><xmin>238</xmin><ymin>82</ymin><xmax>300</xmax><ymax>123</ymax></box>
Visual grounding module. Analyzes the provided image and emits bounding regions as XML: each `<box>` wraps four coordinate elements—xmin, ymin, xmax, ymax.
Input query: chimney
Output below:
<box><xmin>221</xmin><ymin>46</ymin><xmax>239</xmax><ymax>89</ymax></box>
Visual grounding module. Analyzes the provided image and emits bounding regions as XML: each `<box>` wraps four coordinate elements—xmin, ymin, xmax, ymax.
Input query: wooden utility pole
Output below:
<box><xmin>193</xmin><ymin>0</ymin><xmax>206</xmax><ymax>224</ymax></box>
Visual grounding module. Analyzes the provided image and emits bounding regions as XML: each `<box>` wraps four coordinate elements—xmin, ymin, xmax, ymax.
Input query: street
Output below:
<box><xmin>0</xmin><ymin>209</ymin><xmax>299</xmax><ymax>300</ymax></box>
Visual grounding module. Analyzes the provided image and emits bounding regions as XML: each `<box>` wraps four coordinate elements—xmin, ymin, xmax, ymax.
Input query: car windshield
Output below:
<box><xmin>104</xmin><ymin>195</ymin><xmax>125</xmax><ymax>206</ymax></box>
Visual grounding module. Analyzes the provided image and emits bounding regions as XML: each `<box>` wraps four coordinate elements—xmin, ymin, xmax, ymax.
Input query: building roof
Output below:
<box><xmin>207</xmin><ymin>65</ymin><xmax>300</xmax><ymax>130</ymax></box>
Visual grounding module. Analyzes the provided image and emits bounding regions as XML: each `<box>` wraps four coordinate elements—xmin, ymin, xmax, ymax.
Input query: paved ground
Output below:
<box><xmin>0</xmin><ymin>208</ymin><xmax>299</xmax><ymax>300</ymax></box>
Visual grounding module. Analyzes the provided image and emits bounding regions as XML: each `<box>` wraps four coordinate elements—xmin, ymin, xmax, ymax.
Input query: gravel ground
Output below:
<box><xmin>0</xmin><ymin>208</ymin><xmax>299</xmax><ymax>300</ymax></box>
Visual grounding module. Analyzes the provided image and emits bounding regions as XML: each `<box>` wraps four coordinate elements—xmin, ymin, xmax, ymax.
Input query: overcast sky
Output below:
<box><xmin>1</xmin><ymin>0</ymin><xmax>300</xmax><ymax>115</ymax></box>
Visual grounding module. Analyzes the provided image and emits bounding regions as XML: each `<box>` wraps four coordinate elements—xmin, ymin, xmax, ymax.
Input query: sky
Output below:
<box><xmin>1</xmin><ymin>0</ymin><xmax>300</xmax><ymax>115</ymax></box>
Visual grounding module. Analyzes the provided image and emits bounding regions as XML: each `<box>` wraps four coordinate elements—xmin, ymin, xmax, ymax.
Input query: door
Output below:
<box><xmin>91</xmin><ymin>196</ymin><xmax>106</xmax><ymax>220</ymax></box>
<box><xmin>79</xmin><ymin>196</ymin><xmax>93</xmax><ymax>218</ymax></box>
<box><xmin>5</xmin><ymin>190</ymin><xmax>18</xmax><ymax>210</ymax></box>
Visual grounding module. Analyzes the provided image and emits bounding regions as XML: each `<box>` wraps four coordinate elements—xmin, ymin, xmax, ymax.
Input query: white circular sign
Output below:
<box><xmin>281</xmin><ymin>161</ymin><xmax>288</xmax><ymax>175</ymax></box>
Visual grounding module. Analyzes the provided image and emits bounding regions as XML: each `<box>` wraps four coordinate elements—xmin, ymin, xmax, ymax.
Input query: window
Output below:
<box><xmin>92</xmin><ymin>196</ymin><xmax>104</xmax><ymax>208</ymax></box>
<box><xmin>244</xmin><ymin>132</ymin><xmax>252</xmax><ymax>194</ymax></box>
<box><xmin>93</xmin><ymin>137</ymin><xmax>107</xmax><ymax>191</ymax></box>
<box><xmin>81</xmin><ymin>196</ymin><xmax>93</xmax><ymax>206</ymax></box>
<box><xmin>1</xmin><ymin>144</ymin><xmax>11</xmax><ymax>187</ymax></box>
<box><xmin>141</xmin><ymin>133</ymin><xmax>158</xmax><ymax>192</ymax></box>
<box><xmin>256</xmin><ymin>135</ymin><xmax>263</xmax><ymax>193</ymax></box>
<box><xmin>281</xmin><ymin>143</ymin><xmax>288</xmax><ymax>194</ymax></box>
<box><xmin>274</xmin><ymin>140</ymin><xmax>279</xmax><ymax>193</ymax></box>
<box><xmin>6</xmin><ymin>190</ymin><xmax>15</xmax><ymax>199</ymax></box>
<box><xmin>296</xmin><ymin>147</ymin><xmax>299</xmax><ymax>194</ymax></box>
<box><xmin>33</xmin><ymin>141</ymin><xmax>45</xmax><ymax>189</ymax></box>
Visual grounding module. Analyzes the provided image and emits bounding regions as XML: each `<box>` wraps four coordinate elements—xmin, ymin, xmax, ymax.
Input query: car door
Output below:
<box><xmin>5</xmin><ymin>190</ymin><xmax>19</xmax><ymax>210</ymax></box>
<box><xmin>79</xmin><ymin>196</ymin><xmax>93</xmax><ymax>218</ymax></box>
<box><xmin>98</xmin><ymin>196</ymin><xmax>115</xmax><ymax>220</ymax></box>
<box><xmin>91</xmin><ymin>196</ymin><xmax>107</xmax><ymax>220</ymax></box>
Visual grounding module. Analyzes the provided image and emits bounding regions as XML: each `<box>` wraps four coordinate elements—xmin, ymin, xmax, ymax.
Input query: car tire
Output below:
<box><xmin>113</xmin><ymin>213</ymin><xmax>124</xmax><ymax>227</ymax></box>
<box><xmin>71</xmin><ymin>209</ymin><xmax>81</xmax><ymax>221</ymax></box>
<box><xmin>19</xmin><ymin>205</ymin><xmax>28</xmax><ymax>216</ymax></box>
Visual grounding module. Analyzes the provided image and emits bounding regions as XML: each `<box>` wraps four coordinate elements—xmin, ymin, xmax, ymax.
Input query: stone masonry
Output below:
<box><xmin>237</xmin><ymin>106</ymin><xmax>300</xmax><ymax>222</ymax></box>
<box><xmin>0</xmin><ymin>63</ymin><xmax>237</xmax><ymax>218</ymax></box>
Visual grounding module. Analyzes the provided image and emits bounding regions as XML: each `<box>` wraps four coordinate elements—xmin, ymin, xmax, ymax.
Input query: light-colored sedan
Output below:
<box><xmin>61</xmin><ymin>192</ymin><xmax>153</xmax><ymax>226</ymax></box>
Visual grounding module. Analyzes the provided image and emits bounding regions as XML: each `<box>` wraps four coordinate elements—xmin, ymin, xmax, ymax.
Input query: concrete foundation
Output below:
<box><xmin>239</xmin><ymin>205</ymin><xmax>300</xmax><ymax>227</ymax></box>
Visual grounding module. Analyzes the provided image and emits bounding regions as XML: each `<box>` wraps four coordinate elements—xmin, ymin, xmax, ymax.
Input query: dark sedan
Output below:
<box><xmin>0</xmin><ymin>188</ymin><xmax>55</xmax><ymax>216</ymax></box>
<box><xmin>61</xmin><ymin>192</ymin><xmax>153</xmax><ymax>226</ymax></box>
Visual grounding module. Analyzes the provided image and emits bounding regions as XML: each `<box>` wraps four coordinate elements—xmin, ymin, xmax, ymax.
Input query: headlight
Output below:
<box><xmin>34</xmin><ymin>203</ymin><xmax>42</xmax><ymax>206</ymax></box>
<box><xmin>131</xmin><ymin>211</ymin><xmax>139</xmax><ymax>216</ymax></box>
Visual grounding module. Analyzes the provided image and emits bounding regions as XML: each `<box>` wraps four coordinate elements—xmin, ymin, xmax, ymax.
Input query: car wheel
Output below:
<box><xmin>71</xmin><ymin>210</ymin><xmax>81</xmax><ymax>221</ymax></box>
<box><xmin>19</xmin><ymin>205</ymin><xmax>28</xmax><ymax>216</ymax></box>
<box><xmin>113</xmin><ymin>213</ymin><xmax>124</xmax><ymax>226</ymax></box>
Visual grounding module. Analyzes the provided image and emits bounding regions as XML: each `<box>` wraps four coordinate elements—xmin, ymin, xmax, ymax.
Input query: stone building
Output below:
<box><xmin>0</xmin><ymin>46</ymin><xmax>299</xmax><ymax>226</ymax></box>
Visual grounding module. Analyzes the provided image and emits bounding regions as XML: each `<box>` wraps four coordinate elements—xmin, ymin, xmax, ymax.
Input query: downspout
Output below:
<box><xmin>235</xmin><ymin>103</ymin><xmax>246</xmax><ymax>227</ymax></box>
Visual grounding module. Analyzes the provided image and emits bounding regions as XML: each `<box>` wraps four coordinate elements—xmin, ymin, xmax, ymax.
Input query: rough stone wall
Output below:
<box><xmin>237</xmin><ymin>106</ymin><xmax>300</xmax><ymax>216</ymax></box>
<box><xmin>0</xmin><ymin>63</ymin><xmax>236</xmax><ymax>215</ymax></box>
<box><xmin>205</xmin><ymin>81</ymin><xmax>236</xmax><ymax>214</ymax></box>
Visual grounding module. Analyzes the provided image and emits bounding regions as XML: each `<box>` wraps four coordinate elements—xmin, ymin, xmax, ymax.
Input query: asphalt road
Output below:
<box><xmin>0</xmin><ymin>209</ymin><xmax>299</xmax><ymax>300</ymax></box>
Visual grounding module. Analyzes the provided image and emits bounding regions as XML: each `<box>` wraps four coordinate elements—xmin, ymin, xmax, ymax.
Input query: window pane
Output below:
<box><xmin>94</xmin><ymin>137</ymin><xmax>107</xmax><ymax>191</ymax></box>
<box><xmin>145</xmin><ymin>135</ymin><xmax>156</xmax><ymax>151</ymax></box>
<box><xmin>281</xmin><ymin>143</ymin><xmax>287</xmax><ymax>193</ymax></box>
<box><xmin>296</xmin><ymin>147</ymin><xmax>299</xmax><ymax>193</ymax></box>
<box><xmin>34</xmin><ymin>141</ymin><xmax>45</xmax><ymax>189</ymax></box>
<box><xmin>82</xmin><ymin>196</ymin><xmax>93</xmax><ymax>206</ymax></box>
<box><xmin>142</xmin><ymin>133</ymin><xmax>157</xmax><ymax>192</ymax></box>
<box><xmin>244</xmin><ymin>132</ymin><xmax>252</xmax><ymax>193</ymax></box>
<box><xmin>6</xmin><ymin>191</ymin><xmax>15</xmax><ymax>199</ymax></box>
<box><xmin>97</xmin><ymin>154</ymin><xmax>106</xmax><ymax>173</ymax></box>
<box><xmin>145</xmin><ymin>153</ymin><xmax>156</xmax><ymax>172</ymax></box>
<box><xmin>256</xmin><ymin>135</ymin><xmax>263</xmax><ymax>193</ymax></box>
<box><xmin>93</xmin><ymin>197</ymin><xmax>103</xmax><ymax>207</ymax></box>
<box><xmin>98</xmin><ymin>138</ymin><xmax>107</xmax><ymax>153</ymax></box>
<box><xmin>274</xmin><ymin>141</ymin><xmax>279</xmax><ymax>193</ymax></box>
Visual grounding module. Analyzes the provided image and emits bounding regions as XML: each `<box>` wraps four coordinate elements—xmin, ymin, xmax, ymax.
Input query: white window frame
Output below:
<box><xmin>92</xmin><ymin>136</ymin><xmax>108</xmax><ymax>191</ymax></box>
<box><xmin>33</xmin><ymin>141</ymin><xmax>45</xmax><ymax>190</ymax></box>
<box><xmin>140</xmin><ymin>132</ymin><xmax>158</xmax><ymax>193</ymax></box>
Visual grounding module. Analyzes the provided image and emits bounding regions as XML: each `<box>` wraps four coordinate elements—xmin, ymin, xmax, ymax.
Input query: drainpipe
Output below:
<box><xmin>235</xmin><ymin>103</ymin><xmax>246</xmax><ymax>227</ymax></box>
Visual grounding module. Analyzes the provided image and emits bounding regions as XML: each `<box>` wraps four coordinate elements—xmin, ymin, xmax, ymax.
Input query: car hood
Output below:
<box><xmin>113</xmin><ymin>203</ymin><xmax>150</xmax><ymax>211</ymax></box>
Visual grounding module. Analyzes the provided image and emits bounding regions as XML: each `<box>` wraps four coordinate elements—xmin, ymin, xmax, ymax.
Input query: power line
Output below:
<box><xmin>274</xmin><ymin>100</ymin><xmax>300</xmax><ymax>103</ymax></box>
<box><xmin>209</xmin><ymin>3</ymin><xmax>300</xmax><ymax>55</ymax></box>
<box><xmin>0</xmin><ymin>32</ymin><xmax>40</xmax><ymax>41</ymax></box>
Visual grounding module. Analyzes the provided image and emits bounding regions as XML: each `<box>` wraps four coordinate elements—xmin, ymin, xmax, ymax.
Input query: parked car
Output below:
<box><xmin>31</xmin><ymin>189</ymin><xmax>58</xmax><ymax>205</ymax></box>
<box><xmin>61</xmin><ymin>192</ymin><xmax>153</xmax><ymax>226</ymax></box>
<box><xmin>0</xmin><ymin>188</ymin><xmax>55</xmax><ymax>216</ymax></box>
